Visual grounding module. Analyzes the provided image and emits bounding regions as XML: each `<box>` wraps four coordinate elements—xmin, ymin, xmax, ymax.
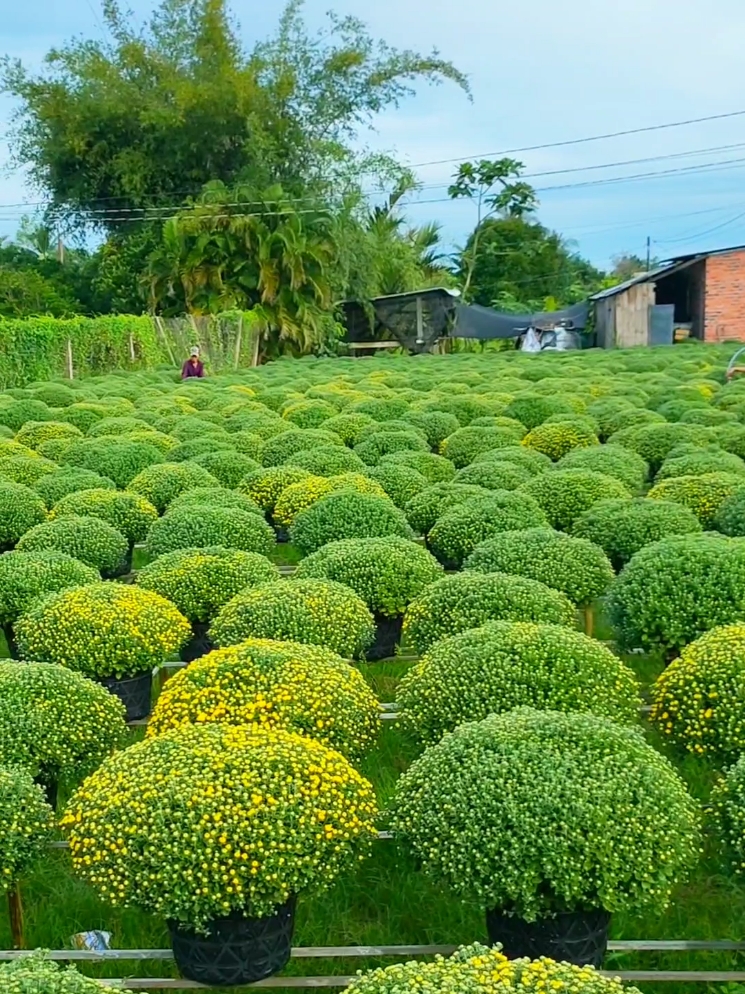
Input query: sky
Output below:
<box><xmin>3</xmin><ymin>0</ymin><xmax>745</xmax><ymax>269</ymax></box>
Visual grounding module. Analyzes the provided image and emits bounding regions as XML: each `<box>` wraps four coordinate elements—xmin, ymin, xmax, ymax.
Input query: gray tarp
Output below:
<box><xmin>452</xmin><ymin>300</ymin><xmax>591</xmax><ymax>340</ymax></box>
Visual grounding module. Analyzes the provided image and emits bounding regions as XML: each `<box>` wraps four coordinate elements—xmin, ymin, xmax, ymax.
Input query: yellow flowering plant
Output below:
<box><xmin>0</xmin><ymin>662</ymin><xmax>127</xmax><ymax>786</ymax></box>
<box><xmin>32</xmin><ymin>468</ymin><xmax>116</xmax><ymax>509</ymax></box>
<box><xmin>522</xmin><ymin>421</ymin><xmax>599</xmax><ymax>461</ymax></box>
<box><xmin>212</xmin><ymin>578</ymin><xmax>375</xmax><ymax>658</ymax></box>
<box><xmin>15</xmin><ymin>582</ymin><xmax>190</xmax><ymax>680</ymax></box>
<box><xmin>15</xmin><ymin>420</ymin><xmax>83</xmax><ymax>450</ymax></box>
<box><xmin>0</xmin><ymin>481</ymin><xmax>48</xmax><ymax>551</ymax></box>
<box><xmin>16</xmin><ymin>514</ymin><xmax>129</xmax><ymax>577</ymax></box>
<box><xmin>0</xmin><ymin>953</ymin><xmax>131</xmax><ymax>993</ymax></box>
<box><xmin>0</xmin><ymin>766</ymin><xmax>54</xmax><ymax>891</ymax></box>
<box><xmin>51</xmin><ymin>488</ymin><xmax>158</xmax><ymax>544</ymax></box>
<box><xmin>273</xmin><ymin>473</ymin><xmax>387</xmax><ymax>528</ymax></box>
<box><xmin>519</xmin><ymin>470</ymin><xmax>631</xmax><ymax>532</ymax></box>
<box><xmin>148</xmin><ymin>638</ymin><xmax>380</xmax><ymax>759</ymax></box>
<box><xmin>647</xmin><ymin>472</ymin><xmax>745</xmax><ymax>529</ymax></box>
<box><xmin>0</xmin><ymin>550</ymin><xmax>98</xmax><ymax>627</ymax></box>
<box><xmin>126</xmin><ymin>461</ymin><xmax>220</xmax><ymax>514</ymax></box>
<box><xmin>62</xmin><ymin>724</ymin><xmax>379</xmax><ymax>929</ymax></box>
<box><xmin>238</xmin><ymin>465</ymin><xmax>312</xmax><ymax>514</ymax></box>
<box><xmin>346</xmin><ymin>944</ymin><xmax>642</xmax><ymax>994</ymax></box>
<box><xmin>0</xmin><ymin>455</ymin><xmax>57</xmax><ymax>487</ymax></box>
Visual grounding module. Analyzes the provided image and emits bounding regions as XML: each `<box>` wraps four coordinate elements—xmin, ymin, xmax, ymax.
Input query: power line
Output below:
<box><xmin>654</xmin><ymin>209</ymin><xmax>745</xmax><ymax>245</ymax></box>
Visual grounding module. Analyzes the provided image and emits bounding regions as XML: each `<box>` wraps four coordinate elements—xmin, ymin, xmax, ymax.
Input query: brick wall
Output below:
<box><xmin>705</xmin><ymin>250</ymin><xmax>745</xmax><ymax>342</ymax></box>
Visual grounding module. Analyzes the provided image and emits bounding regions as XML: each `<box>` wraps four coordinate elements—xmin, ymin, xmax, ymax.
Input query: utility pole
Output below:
<box><xmin>57</xmin><ymin>236</ymin><xmax>65</xmax><ymax>265</ymax></box>
<box><xmin>645</xmin><ymin>236</ymin><xmax>651</xmax><ymax>273</ymax></box>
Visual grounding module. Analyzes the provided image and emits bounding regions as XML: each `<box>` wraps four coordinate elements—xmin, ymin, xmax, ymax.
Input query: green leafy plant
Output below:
<box><xmin>557</xmin><ymin>445</ymin><xmax>649</xmax><ymax>494</ymax></box>
<box><xmin>168</xmin><ymin>486</ymin><xmax>264</xmax><ymax>517</ymax></box>
<box><xmin>522</xmin><ymin>421</ymin><xmax>598</xmax><ymax>461</ymax></box>
<box><xmin>32</xmin><ymin>468</ymin><xmax>116</xmax><ymax>509</ymax></box>
<box><xmin>261</xmin><ymin>428</ymin><xmax>344</xmax><ymax>467</ymax></box>
<box><xmin>146</xmin><ymin>506</ymin><xmax>275</xmax><ymax>558</ymax></box>
<box><xmin>272</xmin><ymin>474</ymin><xmax>386</xmax><ymax>528</ymax></box>
<box><xmin>440</xmin><ymin>426</ymin><xmax>522</xmax><ymax>468</ymax></box>
<box><xmin>212</xmin><ymin>578</ymin><xmax>375</xmax><ymax>658</ymax></box>
<box><xmin>368</xmin><ymin>463</ymin><xmax>429</xmax><ymax>508</ymax></box>
<box><xmin>16</xmin><ymin>514</ymin><xmax>129</xmax><ymax>576</ymax></box>
<box><xmin>404</xmin><ymin>482</ymin><xmax>492</xmax><ymax>534</ymax></box>
<box><xmin>402</xmin><ymin>410</ymin><xmax>460</xmax><ymax>448</ymax></box>
<box><xmin>0</xmin><ymin>766</ymin><xmax>54</xmax><ymax>891</ymax></box>
<box><xmin>355</xmin><ymin>429</ymin><xmax>429</xmax><ymax>466</ymax></box>
<box><xmin>282</xmin><ymin>398</ymin><xmax>338</xmax><ymax>428</ymax></box>
<box><xmin>0</xmin><ymin>481</ymin><xmax>48</xmax><ymax>551</ymax></box>
<box><xmin>453</xmin><ymin>460</ymin><xmax>531</xmax><ymax>490</ymax></box>
<box><xmin>286</xmin><ymin>445</ymin><xmax>366</xmax><ymax>477</ymax></box>
<box><xmin>473</xmin><ymin>444</ymin><xmax>552</xmax><ymax>475</ymax></box>
<box><xmin>137</xmin><ymin>547</ymin><xmax>279</xmax><ymax>622</ymax></box>
<box><xmin>126</xmin><ymin>461</ymin><xmax>220</xmax><ymax>514</ymax></box>
<box><xmin>427</xmin><ymin>492</ymin><xmax>548</xmax><ymax>568</ymax></box>
<box><xmin>647</xmin><ymin>472</ymin><xmax>745</xmax><ymax>529</ymax></box>
<box><xmin>504</xmin><ymin>394</ymin><xmax>576</xmax><ymax>429</ymax></box>
<box><xmin>190</xmin><ymin>449</ymin><xmax>261</xmax><ymax>488</ymax></box>
<box><xmin>294</xmin><ymin>537</ymin><xmax>443</xmax><ymax>617</ymax></box>
<box><xmin>323</xmin><ymin>413</ymin><xmax>377</xmax><ymax>446</ymax></box>
<box><xmin>572</xmin><ymin>498</ymin><xmax>703</xmax><ymax>570</ymax></box>
<box><xmin>60</xmin><ymin>438</ymin><xmax>165</xmax><ymax>488</ymax></box>
<box><xmin>0</xmin><ymin>399</ymin><xmax>53</xmax><ymax>432</ymax></box>
<box><xmin>0</xmin><ymin>954</ymin><xmax>130</xmax><ymax>993</ymax></box>
<box><xmin>0</xmin><ymin>550</ymin><xmax>99</xmax><ymax>625</ymax></box>
<box><xmin>62</xmin><ymin>724</ymin><xmax>378</xmax><ymax>929</ymax></box>
<box><xmin>402</xmin><ymin>571</ymin><xmax>576</xmax><ymax>655</ymax></box>
<box><xmin>0</xmin><ymin>454</ymin><xmax>58</xmax><ymax>486</ymax></box>
<box><xmin>657</xmin><ymin>448</ymin><xmax>745</xmax><ymax>480</ymax></box>
<box><xmin>711</xmin><ymin>754</ymin><xmax>745</xmax><ymax>883</ymax></box>
<box><xmin>464</xmin><ymin>527</ymin><xmax>614</xmax><ymax>605</ymax></box>
<box><xmin>290</xmin><ymin>490</ymin><xmax>414</xmax><ymax>554</ymax></box>
<box><xmin>15</xmin><ymin>420</ymin><xmax>83</xmax><ymax>450</ymax></box>
<box><xmin>238</xmin><ymin>465</ymin><xmax>312</xmax><ymax>514</ymax></box>
<box><xmin>148</xmin><ymin>638</ymin><xmax>379</xmax><ymax>759</ymax></box>
<box><xmin>397</xmin><ymin>622</ymin><xmax>640</xmax><ymax>743</ymax></box>
<box><xmin>609</xmin><ymin>422</ymin><xmax>714</xmax><ymax>472</ymax></box>
<box><xmin>519</xmin><ymin>470</ymin><xmax>631</xmax><ymax>531</ymax></box>
<box><xmin>15</xmin><ymin>582</ymin><xmax>191</xmax><ymax>680</ymax></box>
<box><xmin>391</xmin><ymin>708</ymin><xmax>700</xmax><ymax>918</ymax></box>
<box><xmin>51</xmin><ymin>488</ymin><xmax>158</xmax><ymax>544</ymax></box>
<box><xmin>0</xmin><ymin>662</ymin><xmax>127</xmax><ymax>785</ymax></box>
<box><xmin>379</xmin><ymin>450</ymin><xmax>456</xmax><ymax>483</ymax></box>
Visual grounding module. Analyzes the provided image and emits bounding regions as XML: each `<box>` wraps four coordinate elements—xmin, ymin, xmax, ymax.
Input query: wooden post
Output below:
<box><xmin>234</xmin><ymin>315</ymin><xmax>243</xmax><ymax>371</ymax></box>
<box><xmin>584</xmin><ymin>605</ymin><xmax>594</xmax><ymax>639</ymax></box>
<box><xmin>65</xmin><ymin>339</ymin><xmax>74</xmax><ymax>380</ymax></box>
<box><xmin>415</xmin><ymin>295</ymin><xmax>424</xmax><ymax>345</ymax></box>
<box><xmin>8</xmin><ymin>883</ymin><xmax>24</xmax><ymax>949</ymax></box>
<box><xmin>154</xmin><ymin>317</ymin><xmax>177</xmax><ymax>367</ymax></box>
<box><xmin>251</xmin><ymin>329</ymin><xmax>261</xmax><ymax>368</ymax></box>
<box><xmin>129</xmin><ymin>332</ymin><xmax>136</xmax><ymax>363</ymax></box>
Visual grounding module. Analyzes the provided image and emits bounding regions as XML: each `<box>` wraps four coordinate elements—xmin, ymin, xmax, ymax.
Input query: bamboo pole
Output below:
<box><xmin>154</xmin><ymin>317</ymin><xmax>177</xmax><ymax>367</ymax></box>
<box><xmin>234</xmin><ymin>315</ymin><xmax>243</xmax><ymax>370</ymax></box>
<box><xmin>7</xmin><ymin>884</ymin><xmax>24</xmax><ymax>949</ymax></box>
<box><xmin>65</xmin><ymin>339</ymin><xmax>74</xmax><ymax>380</ymax></box>
<box><xmin>251</xmin><ymin>328</ymin><xmax>261</xmax><ymax>367</ymax></box>
<box><xmin>128</xmin><ymin>333</ymin><xmax>136</xmax><ymax>363</ymax></box>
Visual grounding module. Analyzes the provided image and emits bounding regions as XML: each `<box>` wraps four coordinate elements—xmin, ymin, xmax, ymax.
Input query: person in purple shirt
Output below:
<box><xmin>181</xmin><ymin>346</ymin><xmax>205</xmax><ymax>379</ymax></box>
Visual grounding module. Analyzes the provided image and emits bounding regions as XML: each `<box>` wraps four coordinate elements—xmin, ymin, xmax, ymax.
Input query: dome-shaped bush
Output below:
<box><xmin>440</xmin><ymin>426</ymin><xmax>522</xmax><ymax>468</ymax></box>
<box><xmin>137</xmin><ymin>546</ymin><xmax>279</xmax><ymax>622</ymax></box>
<box><xmin>212</xmin><ymin>578</ymin><xmax>375</xmax><ymax>658</ymax></box>
<box><xmin>647</xmin><ymin>472</ymin><xmax>745</xmax><ymax>528</ymax></box>
<box><xmin>368</xmin><ymin>463</ymin><xmax>429</xmax><ymax>508</ymax></box>
<box><xmin>323</xmin><ymin>412</ymin><xmax>377</xmax><ymax>446</ymax></box>
<box><xmin>126</xmin><ymin>461</ymin><xmax>220</xmax><ymax>513</ymax></box>
<box><xmin>520</xmin><ymin>470</ymin><xmax>631</xmax><ymax>531</ymax></box>
<box><xmin>679</xmin><ymin>407</ymin><xmax>737</xmax><ymax>426</ymax></box>
<box><xmin>465</xmin><ymin>527</ymin><xmax>614</xmax><ymax>605</ymax></box>
<box><xmin>608</xmin><ymin>533</ymin><xmax>745</xmax><ymax>656</ymax></box>
<box><xmin>402</xmin><ymin>572</ymin><xmax>576</xmax><ymax>654</ymax></box>
<box><xmin>714</xmin><ymin>488</ymin><xmax>745</xmax><ymax>536</ymax></box>
<box><xmin>504</xmin><ymin>394</ymin><xmax>576</xmax><ymax>429</ymax></box>
<box><xmin>609</xmin><ymin>422</ymin><xmax>714</xmax><ymax>472</ymax></box>
<box><xmin>711</xmin><ymin>755</ymin><xmax>745</xmax><ymax>881</ymax></box>
<box><xmin>404</xmin><ymin>482</ymin><xmax>493</xmax><ymax>534</ymax></box>
<box><xmin>0</xmin><ymin>439</ymin><xmax>36</xmax><ymax>459</ymax></box>
<box><xmin>31</xmin><ymin>382</ymin><xmax>77</xmax><ymax>407</ymax></box>
<box><xmin>294</xmin><ymin>536</ymin><xmax>443</xmax><ymax>617</ymax></box>
<box><xmin>0</xmin><ymin>399</ymin><xmax>53</xmax><ymax>432</ymax></box>
<box><xmin>0</xmin><ymin>662</ymin><xmax>127</xmax><ymax>786</ymax></box>
<box><xmin>651</xmin><ymin>624</ymin><xmax>745</xmax><ymax>760</ymax></box>
<box><xmin>148</xmin><ymin>638</ymin><xmax>379</xmax><ymax>759</ymax></box>
<box><xmin>238</xmin><ymin>465</ymin><xmax>311</xmax><ymax>514</ymax></box>
<box><xmin>657</xmin><ymin>448</ymin><xmax>745</xmax><ymax>480</ymax></box>
<box><xmin>0</xmin><ymin>767</ymin><xmax>54</xmax><ymax>890</ymax></box>
<box><xmin>473</xmin><ymin>444</ymin><xmax>553</xmax><ymax>475</ymax></box>
<box><xmin>428</xmin><ymin>492</ymin><xmax>548</xmax><ymax>569</ymax></box>
<box><xmin>0</xmin><ymin>550</ymin><xmax>98</xmax><ymax>626</ymax></box>
<box><xmin>51</xmin><ymin>488</ymin><xmax>158</xmax><ymax>544</ymax></box>
<box><xmin>60</xmin><ymin>438</ymin><xmax>164</xmax><ymax>488</ymax></box>
<box><xmin>0</xmin><ymin>454</ymin><xmax>58</xmax><ymax>487</ymax></box>
<box><xmin>522</xmin><ymin>421</ymin><xmax>599</xmax><ymax>461</ymax></box>
<box><xmin>16</xmin><ymin>515</ymin><xmax>128</xmax><ymax>576</ymax></box>
<box><xmin>419</xmin><ymin>395</ymin><xmax>501</xmax><ymax>426</ymax></box>
<box><xmin>261</xmin><ymin>428</ymin><xmax>344</xmax><ymax>467</ymax></box>
<box><xmin>167</xmin><ymin>486</ymin><xmax>263</xmax><ymax>517</ymax></box>
<box><xmin>169</xmin><ymin>437</ymin><xmax>234</xmax><ymax>462</ymax></box>
<box><xmin>453</xmin><ymin>460</ymin><xmax>532</xmax><ymax>491</ymax></box>
<box><xmin>398</xmin><ymin>623</ymin><xmax>640</xmax><ymax>743</ymax></box>
<box><xmin>557</xmin><ymin>444</ymin><xmax>648</xmax><ymax>494</ymax></box>
<box><xmin>0</xmin><ymin>954</ymin><xmax>127</xmax><ymax>992</ymax></box>
<box><xmin>290</xmin><ymin>489</ymin><xmax>414</xmax><ymax>554</ymax></box>
<box><xmin>349</xmin><ymin>397</ymin><xmax>410</xmax><ymax>421</ymax></box>
<box><xmin>58</xmin><ymin>402</ymin><xmax>109</xmax><ymax>432</ymax></box>
<box><xmin>146</xmin><ymin>505</ymin><xmax>275</xmax><ymax>558</ymax></box>
<box><xmin>355</xmin><ymin>429</ymin><xmax>429</xmax><ymax>466</ymax></box>
<box><xmin>190</xmin><ymin>449</ymin><xmax>260</xmax><ymax>488</ymax></box>
<box><xmin>0</xmin><ymin>481</ymin><xmax>48</xmax><ymax>551</ymax></box>
<box><xmin>281</xmin><ymin>399</ymin><xmax>338</xmax><ymax>429</ymax></box>
<box><xmin>379</xmin><ymin>450</ymin><xmax>456</xmax><ymax>483</ymax></box>
<box><xmin>87</xmin><ymin>416</ymin><xmax>155</xmax><ymax>438</ymax></box>
<box><xmin>572</xmin><ymin>497</ymin><xmax>703</xmax><ymax>570</ymax></box>
<box><xmin>403</xmin><ymin>410</ymin><xmax>460</xmax><ymax>448</ymax></box>
<box><xmin>273</xmin><ymin>473</ymin><xmax>387</xmax><ymax>528</ymax></box>
<box><xmin>286</xmin><ymin>445</ymin><xmax>366</xmax><ymax>477</ymax></box>
<box><xmin>32</xmin><ymin>468</ymin><xmax>116</xmax><ymax>509</ymax></box>
<box><xmin>15</xmin><ymin>420</ymin><xmax>83</xmax><ymax>450</ymax></box>
<box><xmin>391</xmin><ymin>708</ymin><xmax>700</xmax><ymax>919</ymax></box>
<box><xmin>15</xmin><ymin>582</ymin><xmax>190</xmax><ymax>680</ymax></box>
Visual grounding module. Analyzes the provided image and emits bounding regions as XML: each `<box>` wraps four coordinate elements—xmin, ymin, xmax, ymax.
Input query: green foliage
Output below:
<box><xmin>0</xmin><ymin>767</ymin><xmax>54</xmax><ymax>891</ymax></box>
<box><xmin>557</xmin><ymin>444</ymin><xmax>649</xmax><ymax>494</ymax></box>
<box><xmin>519</xmin><ymin>469</ymin><xmax>631</xmax><ymax>531</ymax></box>
<box><xmin>294</xmin><ymin>536</ymin><xmax>443</xmax><ymax>617</ymax></box>
<box><xmin>0</xmin><ymin>550</ymin><xmax>98</xmax><ymax>625</ymax></box>
<box><xmin>287</xmin><ymin>445</ymin><xmax>366</xmax><ymax>477</ymax></box>
<box><xmin>238</xmin><ymin>465</ymin><xmax>312</xmax><ymax>513</ymax></box>
<box><xmin>504</xmin><ymin>394</ymin><xmax>576</xmax><ymax>430</ymax></box>
<box><xmin>439</xmin><ymin>426</ymin><xmax>523</xmax><ymax>468</ymax></box>
<box><xmin>711</xmin><ymin>754</ymin><xmax>745</xmax><ymax>881</ymax></box>
<box><xmin>609</xmin><ymin>422</ymin><xmax>714</xmax><ymax>472</ymax></box>
<box><xmin>148</xmin><ymin>639</ymin><xmax>379</xmax><ymax>760</ymax></box>
<box><xmin>323</xmin><ymin>412</ymin><xmax>377</xmax><ymax>446</ymax></box>
<box><xmin>0</xmin><ymin>662</ymin><xmax>127</xmax><ymax>785</ymax></box>
<box><xmin>379</xmin><ymin>450</ymin><xmax>456</xmax><ymax>483</ymax></box>
<box><xmin>188</xmin><ymin>449</ymin><xmax>260</xmax><ymax>488</ymax></box>
<box><xmin>290</xmin><ymin>490</ymin><xmax>414</xmax><ymax>554</ymax></box>
<box><xmin>282</xmin><ymin>399</ymin><xmax>338</xmax><ymax>429</ymax></box>
<box><xmin>0</xmin><ymin>454</ymin><xmax>58</xmax><ymax>486</ymax></box>
<box><xmin>427</xmin><ymin>492</ymin><xmax>548</xmax><ymax>568</ymax></box>
<box><xmin>657</xmin><ymin>448</ymin><xmax>745</xmax><ymax>480</ymax></box>
<box><xmin>464</xmin><ymin>527</ymin><xmax>614</xmax><ymax>605</ymax></box>
<box><xmin>51</xmin><ymin>488</ymin><xmax>158</xmax><ymax>544</ymax></box>
<box><xmin>15</xmin><ymin>582</ymin><xmax>190</xmax><ymax>680</ymax></box>
<box><xmin>402</xmin><ymin>571</ymin><xmax>576</xmax><ymax>655</ymax></box>
<box><xmin>355</xmin><ymin>429</ymin><xmax>429</xmax><ymax>466</ymax></box>
<box><xmin>647</xmin><ymin>472</ymin><xmax>745</xmax><ymax>529</ymax></box>
<box><xmin>473</xmin><ymin>444</ymin><xmax>552</xmax><ymax>475</ymax></box>
<box><xmin>146</xmin><ymin>505</ymin><xmax>275</xmax><ymax>558</ymax></box>
<box><xmin>404</xmin><ymin>482</ymin><xmax>492</xmax><ymax>534</ymax></box>
<box><xmin>572</xmin><ymin>497</ymin><xmax>703</xmax><ymax>571</ymax></box>
<box><xmin>126</xmin><ymin>461</ymin><xmax>220</xmax><ymax>514</ymax></box>
<box><xmin>168</xmin><ymin>486</ymin><xmax>263</xmax><ymax>517</ymax></box>
<box><xmin>0</xmin><ymin>481</ymin><xmax>48</xmax><ymax>550</ymax></box>
<box><xmin>16</xmin><ymin>515</ymin><xmax>129</xmax><ymax>576</ymax></box>
<box><xmin>397</xmin><ymin>623</ymin><xmax>640</xmax><ymax>744</ymax></box>
<box><xmin>368</xmin><ymin>463</ymin><xmax>429</xmax><ymax>508</ymax></box>
<box><xmin>137</xmin><ymin>547</ymin><xmax>279</xmax><ymax>623</ymax></box>
<box><xmin>453</xmin><ymin>460</ymin><xmax>531</xmax><ymax>490</ymax></box>
<box><xmin>391</xmin><ymin>708</ymin><xmax>700</xmax><ymax>918</ymax></box>
<box><xmin>522</xmin><ymin>421</ymin><xmax>598</xmax><ymax>461</ymax></box>
<box><xmin>0</xmin><ymin>954</ymin><xmax>125</xmax><ymax>993</ymax></box>
<box><xmin>607</xmin><ymin>534</ymin><xmax>745</xmax><ymax>656</ymax></box>
<box><xmin>32</xmin><ymin>468</ymin><xmax>116</xmax><ymax>509</ymax></box>
<box><xmin>16</xmin><ymin>420</ymin><xmax>82</xmax><ymax>450</ymax></box>
<box><xmin>60</xmin><ymin>438</ymin><xmax>164</xmax><ymax>488</ymax></box>
<box><xmin>651</xmin><ymin>624</ymin><xmax>745</xmax><ymax>761</ymax></box>
<box><xmin>262</xmin><ymin>428</ymin><xmax>344</xmax><ymax>467</ymax></box>
<box><xmin>273</xmin><ymin>473</ymin><xmax>386</xmax><ymax>527</ymax></box>
<box><xmin>402</xmin><ymin>410</ymin><xmax>460</xmax><ymax>448</ymax></box>
<box><xmin>715</xmin><ymin>489</ymin><xmax>745</xmax><ymax>536</ymax></box>
<box><xmin>211</xmin><ymin>578</ymin><xmax>375</xmax><ymax>658</ymax></box>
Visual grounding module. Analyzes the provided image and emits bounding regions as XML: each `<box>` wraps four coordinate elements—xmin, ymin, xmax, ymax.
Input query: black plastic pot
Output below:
<box><xmin>34</xmin><ymin>775</ymin><xmax>58</xmax><ymax>811</ymax></box>
<box><xmin>169</xmin><ymin>896</ymin><xmax>296</xmax><ymax>986</ymax></box>
<box><xmin>274</xmin><ymin>526</ymin><xmax>290</xmax><ymax>544</ymax></box>
<box><xmin>485</xmin><ymin>908</ymin><xmax>611</xmax><ymax>968</ymax></box>
<box><xmin>2</xmin><ymin>623</ymin><xmax>19</xmax><ymax>660</ymax></box>
<box><xmin>99</xmin><ymin>671</ymin><xmax>153</xmax><ymax>722</ymax></box>
<box><xmin>179</xmin><ymin>621</ymin><xmax>215</xmax><ymax>664</ymax></box>
<box><xmin>366</xmin><ymin>615</ymin><xmax>404</xmax><ymax>662</ymax></box>
<box><xmin>102</xmin><ymin>544</ymin><xmax>134</xmax><ymax>581</ymax></box>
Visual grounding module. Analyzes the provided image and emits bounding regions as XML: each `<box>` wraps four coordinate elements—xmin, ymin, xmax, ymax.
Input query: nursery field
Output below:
<box><xmin>5</xmin><ymin>343</ymin><xmax>745</xmax><ymax>993</ymax></box>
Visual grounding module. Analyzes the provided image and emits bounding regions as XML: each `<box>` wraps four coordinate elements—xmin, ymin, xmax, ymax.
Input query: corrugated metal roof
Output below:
<box><xmin>590</xmin><ymin>257</ymin><xmax>702</xmax><ymax>301</ymax></box>
<box><xmin>670</xmin><ymin>243</ymin><xmax>745</xmax><ymax>263</ymax></box>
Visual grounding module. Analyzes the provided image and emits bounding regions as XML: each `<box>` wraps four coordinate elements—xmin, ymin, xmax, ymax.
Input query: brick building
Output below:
<box><xmin>592</xmin><ymin>244</ymin><xmax>745</xmax><ymax>348</ymax></box>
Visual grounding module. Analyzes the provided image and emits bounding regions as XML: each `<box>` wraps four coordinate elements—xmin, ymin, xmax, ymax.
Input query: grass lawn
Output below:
<box><xmin>2</xmin><ymin>603</ymin><xmax>744</xmax><ymax>993</ymax></box>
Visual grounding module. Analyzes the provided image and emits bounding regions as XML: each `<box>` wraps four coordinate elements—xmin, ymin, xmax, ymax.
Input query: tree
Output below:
<box><xmin>0</xmin><ymin>268</ymin><xmax>78</xmax><ymax>317</ymax></box>
<box><xmin>448</xmin><ymin>158</ymin><xmax>538</xmax><ymax>301</ymax></box>
<box><xmin>2</xmin><ymin>0</ymin><xmax>468</xmax><ymax>233</ymax></box>
<box><xmin>610</xmin><ymin>253</ymin><xmax>660</xmax><ymax>281</ymax></box>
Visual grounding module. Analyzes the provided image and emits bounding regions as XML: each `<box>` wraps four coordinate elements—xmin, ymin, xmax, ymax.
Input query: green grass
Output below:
<box><xmin>2</xmin><ymin>609</ymin><xmax>744</xmax><ymax>992</ymax></box>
